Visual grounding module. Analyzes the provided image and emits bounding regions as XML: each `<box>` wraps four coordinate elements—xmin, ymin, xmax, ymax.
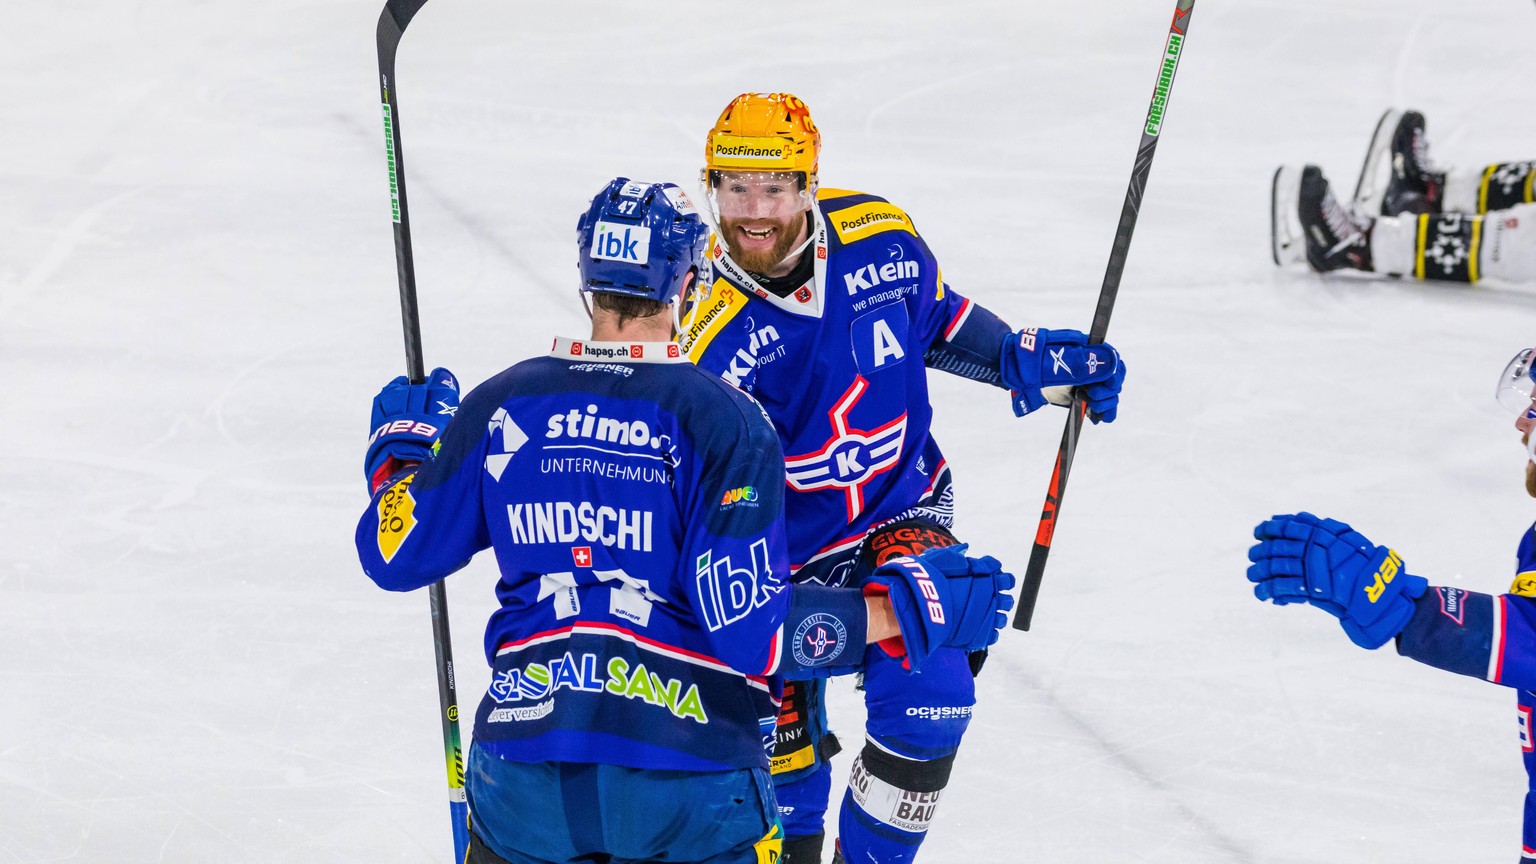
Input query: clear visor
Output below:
<box><xmin>703</xmin><ymin>170</ymin><xmax>812</xmax><ymax>224</ymax></box>
<box><xmin>1496</xmin><ymin>347</ymin><xmax>1536</xmax><ymax>415</ymax></box>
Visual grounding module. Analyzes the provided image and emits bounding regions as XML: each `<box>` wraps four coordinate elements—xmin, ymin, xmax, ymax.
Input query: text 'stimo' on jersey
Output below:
<box><xmin>355</xmin><ymin>340</ymin><xmax>793</xmax><ymax>772</ymax></box>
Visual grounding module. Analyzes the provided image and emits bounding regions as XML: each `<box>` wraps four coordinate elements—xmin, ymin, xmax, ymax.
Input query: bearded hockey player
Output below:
<box><xmin>1272</xmin><ymin>109</ymin><xmax>1536</xmax><ymax>284</ymax></box>
<box><xmin>1247</xmin><ymin>345</ymin><xmax>1536</xmax><ymax>862</ymax></box>
<box><xmin>355</xmin><ymin>177</ymin><xmax>1016</xmax><ymax>864</ymax></box>
<box><xmin>679</xmin><ymin>93</ymin><xmax>1128</xmax><ymax>864</ymax></box>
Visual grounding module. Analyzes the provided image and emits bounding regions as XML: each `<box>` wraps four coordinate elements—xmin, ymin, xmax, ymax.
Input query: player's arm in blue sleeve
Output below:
<box><xmin>905</xmin><ymin>229</ymin><xmax>1125</xmax><ymax>421</ymax></box>
<box><xmin>1245</xmin><ymin>513</ymin><xmax>1536</xmax><ymax>686</ymax></box>
<box><xmin>903</xmin><ymin>233</ymin><xmax>1015</xmax><ymax>388</ymax></box>
<box><xmin>680</xmin><ymin>384</ymin><xmax>874</xmax><ymax>678</ymax></box>
<box><xmin>677</xmin><ymin>387</ymin><xmax>795</xmax><ymax>676</ymax></box>
<box><xmin>1396</xmin><ymin>583</ymin><xmax>1536</xmax><ymax>690</ymax></box>
<box><xmin>922</xmin><ymin>295</ymin><xmax>1015</xmax><ymax>388</ymax></box>
<box><xmin>355</xmin><ymin>385</ymin><xmax>496</xmax><ymax>592</ymax></box>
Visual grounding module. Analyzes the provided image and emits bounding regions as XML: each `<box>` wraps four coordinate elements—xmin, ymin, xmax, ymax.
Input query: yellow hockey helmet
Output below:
<box><xmin>703</xmin><ymin>93</ymin><xmax>821</xmax><ymax>190</ymax></box>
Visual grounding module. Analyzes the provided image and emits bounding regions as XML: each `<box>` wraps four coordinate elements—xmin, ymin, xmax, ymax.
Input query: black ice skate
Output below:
<box><xmin>1353</xmin><ymin>109</ymin><xmax>1444</xmax><ymax>216</ymax></box>
<box><xmin>1271</xmin><ymin>164</ymin><xmax>1373</xmax><ymax>273</ymax></box>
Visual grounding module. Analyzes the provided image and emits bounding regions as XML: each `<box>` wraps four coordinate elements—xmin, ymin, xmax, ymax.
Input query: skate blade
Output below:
<box><xmin>1352</xmin><ymin>108</ymin><xmax>1401</xmax><ymax>217</ymax></box>
<box><xmin>1271</xmin><ymin>165</ymin><xmax>1306</xmax><ymax>267</ymax></box>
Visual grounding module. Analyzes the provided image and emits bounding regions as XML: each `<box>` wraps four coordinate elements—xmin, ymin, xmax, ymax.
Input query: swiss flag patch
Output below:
<box><xmin>572</xmin><ymin>547</ymin><xmax>592</xmax><ymax>568</ymax></box>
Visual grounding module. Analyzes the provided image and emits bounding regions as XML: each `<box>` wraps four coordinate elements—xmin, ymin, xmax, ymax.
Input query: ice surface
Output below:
<box><xmin>5</xmin><ymin>0</ymin><xmax>1536</xmax><ymax>861</ymax></box>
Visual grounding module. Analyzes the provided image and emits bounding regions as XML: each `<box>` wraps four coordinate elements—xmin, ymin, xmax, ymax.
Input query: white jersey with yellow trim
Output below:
<box><xmin>680</xmin><ymin>188</ymin><xmax>1015</xmax><ymax>585</ymax></box>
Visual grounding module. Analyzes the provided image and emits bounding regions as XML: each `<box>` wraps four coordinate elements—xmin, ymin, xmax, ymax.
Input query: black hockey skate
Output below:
<box><xmin>1271</xmin><ymin>164</ymin><xmax>1373</xmax><ymax>273</ymax></box>
<box><xmin>1353</xmin><ymin>109</ymin><xmax>1443</xmax><ymax>216</ymax></box>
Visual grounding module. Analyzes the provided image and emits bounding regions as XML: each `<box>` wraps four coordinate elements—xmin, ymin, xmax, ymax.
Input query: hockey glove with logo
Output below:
<box><xmin>999</xmin><ymin>328</ymin><xmax>1124</xmax><ymax>422</ymax></box>
<box><xmin>862</xmin><ymin>544</ymin><xmax>1015</xmax><ymax>671</ymax></box>
<box><xmin>365</xmin><ymin>367</ymin><xmax>460</xmax><ymax>492</ymax></box>
<box><xmin>1246</xmin><ymin>512</ymin><xmax>1428</xmax><ymax>649</ymax></box>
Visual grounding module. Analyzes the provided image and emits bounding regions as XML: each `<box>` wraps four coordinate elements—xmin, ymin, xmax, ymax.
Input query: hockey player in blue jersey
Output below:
<box><xmin>678</xmin><ymin>93</ymin><xmax>1128</xmax><ymax>864</ymax></box>
<box><xmin>1246</xmin><ymin>345</ymin><xmax>1536</xmax><ymax>862</ymax></box>
<box><xmin>355</xmin><ymin>177</ymin><xmax>1017</xmax><ymax>864</ymax></box>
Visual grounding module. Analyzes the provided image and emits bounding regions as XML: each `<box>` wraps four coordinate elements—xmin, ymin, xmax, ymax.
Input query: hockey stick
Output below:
<box><xmin>375</xmin><ymin>2</ymin><xmax>471</xmax><ymax>859</ymax></box>
<box><xmin>1012</xmin><ymin>0</ymin><xmax>1195</xmax><ymax>630</ymax></box>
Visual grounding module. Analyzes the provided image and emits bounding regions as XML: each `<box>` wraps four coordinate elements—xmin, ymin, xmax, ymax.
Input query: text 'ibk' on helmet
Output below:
<box><xmin>576</xmin><ymin>177</ymin><xmax>710</xmax><ymax>305</ymax></box>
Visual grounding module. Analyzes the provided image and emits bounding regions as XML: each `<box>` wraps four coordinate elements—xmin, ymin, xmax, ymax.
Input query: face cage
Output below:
<box><xmin>1494</xmin><ymin>347</ymin><xmax>1536</xmax><ymax>465</ymax></box>
<box><xmin>1496</xmin><ymin>347</ymin><xmax>1536</xmax><ymax>416</ymax></box>
<box><xmin>698</xmin><ymin>169</ymin><xmax>815</xmax><ymax>233</ymax></box>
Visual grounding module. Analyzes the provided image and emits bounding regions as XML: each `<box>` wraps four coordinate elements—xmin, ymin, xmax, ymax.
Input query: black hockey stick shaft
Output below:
<box><xmin>375</xmin><ymin>2</ymin><xmax>471</xmax><ymax>860</ymax></box>
<box><xmin>1013</xmin><ymin>0</ymin><xmax>1194</xmax><ymax>630</ymax></box>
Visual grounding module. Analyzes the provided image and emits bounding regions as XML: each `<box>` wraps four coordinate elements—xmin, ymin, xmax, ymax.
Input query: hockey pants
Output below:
<box><xmin>465</xmin><ymin>746</ymin><xmax>781</xmax><ymax>864</ymax></box>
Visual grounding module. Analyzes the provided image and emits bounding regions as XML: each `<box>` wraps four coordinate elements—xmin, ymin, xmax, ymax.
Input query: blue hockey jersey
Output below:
<box><xmin>1395</xmin><ymin>521</ymin><xmax>1536</xmax><ymax>859</ymax></box>
<box><xmin>679</xmin><ymin>188</ymin><xmax>1014</xmax><ymax>585</ymax></box>
<box><xmin>356</xmin><ymin>339</ymin><xmax>794</xmax><ymax>773</ymax></box>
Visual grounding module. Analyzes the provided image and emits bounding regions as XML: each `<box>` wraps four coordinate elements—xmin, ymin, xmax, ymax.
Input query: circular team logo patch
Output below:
<box><xmin>792</xmin><ymin>613</ymin><xmax>849</xmax><ymax>668</ymax></box>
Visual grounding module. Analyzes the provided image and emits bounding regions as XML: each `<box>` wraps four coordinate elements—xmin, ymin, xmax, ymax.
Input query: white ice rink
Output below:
<box><xmin>7</xmin><ymin>0</ymin><xmax>1536</xmax><ymax>861</ymax></box>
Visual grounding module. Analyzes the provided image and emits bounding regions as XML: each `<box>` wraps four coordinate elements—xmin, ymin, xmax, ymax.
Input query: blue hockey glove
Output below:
<box><xmin>1080</xmin><ymin>353</ymin><xmax>1126</xmax><ymax>423</ymax></box>
<box><xmin>862</xmin><ymin>544</ymin><xmax>1016</xmax><ymax>671</ymax></box>
<box><xmin>365</xmin><ymin>367</ymin><xmax>460</xmax><ymax>490</ymax></box>
<box><xmin>998</xmin><ymin>328</ymin><xmax>1124</xmax><ymax>422</ymax></box>
<box><xmin>1246</xmin><ymin>512</ymin><xmax>1428</xmax><ymax>649</ymax></box>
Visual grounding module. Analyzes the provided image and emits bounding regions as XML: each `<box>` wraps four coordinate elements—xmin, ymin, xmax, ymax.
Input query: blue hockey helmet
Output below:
<box><xmin>576</xmin><ymin>178</ymin><xmax>710</xmax><ymax>304</ymax></box>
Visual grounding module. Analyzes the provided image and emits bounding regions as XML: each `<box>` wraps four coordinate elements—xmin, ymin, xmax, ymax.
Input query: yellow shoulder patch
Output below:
<box><xmin>679</xmin><ymin>278</ymin><xmax>749</xmax><ymax>358</ymax></box>
<box><xmin>816</xmin><ymin>187</ymin><xmax>863</xmax><ymax>201</ymax></box>
<box><xmin>1510</xmin><ymin>571</ymin><xmax>1536</xmax><ymax>597</ymax></box>
<box><xmin>376</xmin><ymin>474</ymin><xmax>418</xmax><ymax>563</ymax></box>
<box><xmin>827</xmin><ymin>200</ymin><xmax>917</xmax><ymax>245</ymax></box>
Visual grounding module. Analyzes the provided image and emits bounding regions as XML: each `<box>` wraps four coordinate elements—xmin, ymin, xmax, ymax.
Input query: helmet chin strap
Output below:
<box><xmin>698</xmin><ymin>182</ymin><xmax>727</xmax><ymax>249</ymax></box>
<box><xmin>778</xmin><ymin>220</ymin><xmax>816</xmax><ymax>265</ymax></box>
<box><xmin>669</xmin><ymin>295</ymin><xmax>684</xmax><ymax>340</ymax></box>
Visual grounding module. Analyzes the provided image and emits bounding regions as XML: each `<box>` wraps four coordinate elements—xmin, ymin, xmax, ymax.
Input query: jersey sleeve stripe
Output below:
<box><xmin>1490</xmin><ymin>593</ymin><xmax>1508</xmax><ymax>683</ymax></box>
<box><xmin>920</xmin><ymin>459</ymin><xmax>949</xmax><ymax>499</ymax></box>
<box><xmin>761</xmin><ymin>625</ymin><xmax>783</xmax><ymax>677</ymax></box>
<box><xmin>941</xmin><ymin>297</ymin><xmax>973</xmax><ymax>342</ymax></box>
